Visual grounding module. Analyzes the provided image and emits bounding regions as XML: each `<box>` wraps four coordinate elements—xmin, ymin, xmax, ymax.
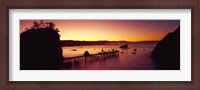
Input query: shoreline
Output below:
<box><xmin>61</xmin><ymin>41</ymin><xmax>159</xmax><ymax>47</ymax></box>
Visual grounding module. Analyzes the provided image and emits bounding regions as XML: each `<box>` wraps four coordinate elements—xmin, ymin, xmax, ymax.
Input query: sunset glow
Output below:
<box><xmin>20</xmin><ymin>20</ymin><xmax>180</xmax><ymax>42</ymax></box>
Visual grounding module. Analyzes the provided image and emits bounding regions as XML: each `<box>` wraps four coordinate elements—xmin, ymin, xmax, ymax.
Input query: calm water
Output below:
<box><xmin>62</xmin><ymin>42</ymin><xmax>158</xmax><ymax>70</ymax></box>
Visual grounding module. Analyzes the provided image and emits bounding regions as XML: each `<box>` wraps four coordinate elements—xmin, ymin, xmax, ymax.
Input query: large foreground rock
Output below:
<box><xmin>151</xmin><ymin>26</ymin><xmax>180</xmax><ymax>70</ymax></box>
<box><xmin>20</xmin><ymin>28</ymin><xmax>63</xmax><ymax>70</ymax></box>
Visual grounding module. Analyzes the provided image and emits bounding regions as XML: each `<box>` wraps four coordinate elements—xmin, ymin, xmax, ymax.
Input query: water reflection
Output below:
<box><xmin>62</xmin><ymin>43</ymin><xmax>158</xmax><ymax>70</ymax></box>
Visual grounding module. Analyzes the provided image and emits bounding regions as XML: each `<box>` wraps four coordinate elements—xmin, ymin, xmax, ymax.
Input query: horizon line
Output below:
<box><xmin>60</xmin><ymin>40</ymin><xmax>160</xmax><ymax>42</ymax></box>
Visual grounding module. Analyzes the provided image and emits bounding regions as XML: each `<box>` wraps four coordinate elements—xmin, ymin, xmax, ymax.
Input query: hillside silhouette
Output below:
<box><xmin>151</xmin><ymin>26</ymin><xmax>180</xmax><ymax>70</ymax></box>
<box><xmin>60</xmin><ymin>40</ymin><xmax>158</xmax><ymax>46</ymax></box>
<box><xmin>20</xmin><ymin>21</ymin><xmax>63</xmax><ymax>70</ymax></box>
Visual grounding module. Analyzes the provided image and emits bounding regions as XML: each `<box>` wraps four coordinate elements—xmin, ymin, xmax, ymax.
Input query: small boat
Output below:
<box><xmin>132</xmin><ymin>52</ymin><xmax>136</xmax><ymax>54</ymax></box>
<box><xmin>71</xmin><ymin>49</ymin><xmax>77</xmax><ymax>51</ymax></box>
<box><xmin>119</xmin><ymin>44</ymin><xmax>128</xmax><ymax>49</ymax></box>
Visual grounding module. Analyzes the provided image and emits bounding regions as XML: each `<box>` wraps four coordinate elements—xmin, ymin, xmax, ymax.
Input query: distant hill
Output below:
<box><xmin>151</xmin><ymin>26</ymin><xmax>180</xmax><ymax>70</ymax></box>
<box><xmin>20</xmin><ymin>28</ymin><xmax>63</xmax><ymax>70</ymax></box>
<box><xmin>60</xmin><ymin>40</ymin><xmax>159</xmax><ymax>46</ymax></box>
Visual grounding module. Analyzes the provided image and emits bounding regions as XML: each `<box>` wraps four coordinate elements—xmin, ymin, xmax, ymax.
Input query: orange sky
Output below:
<box><xmin>20</xmin><ymin>20</ymin><xmax>180</xmax><ymax>42</ymax></box>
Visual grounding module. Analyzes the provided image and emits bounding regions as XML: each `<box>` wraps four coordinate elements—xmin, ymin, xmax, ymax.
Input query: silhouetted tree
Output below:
<box><xmin>32</xmin><ymin>21</ymin><xmax>39</xmax><ymax>29</ymax></box>
<box><xmin>39</xmin><ymin>20</ymin><xmax>45</xmax><ymax>28</ymax></box>
<box><xmin>49</xmin><ymin>22</ymin><xmax>55</xmax><ymax>29</ymax></box>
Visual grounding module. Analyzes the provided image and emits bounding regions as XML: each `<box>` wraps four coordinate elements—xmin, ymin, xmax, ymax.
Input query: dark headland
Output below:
<box><xmin>20</xmin><ymin>28</ymin><xmax>63</xmax><ymax>70</ymax></box>
<box><xmin>151</xmin><ymin>26</ymin><xmax>180</xmax><ymax>70</ymax></box>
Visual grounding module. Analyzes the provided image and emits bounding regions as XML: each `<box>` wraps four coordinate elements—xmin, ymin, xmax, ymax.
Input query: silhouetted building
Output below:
<box><xmin>83</xmin><ymin>51</ymin><xmax>90</xmax><ymax>57</ymax></box>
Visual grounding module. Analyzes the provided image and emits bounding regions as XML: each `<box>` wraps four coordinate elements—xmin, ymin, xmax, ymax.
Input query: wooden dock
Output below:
<box><xmin>63</xmin><ymin>50</ymin><xmax>119</xmax><ymax>67</ymax></box>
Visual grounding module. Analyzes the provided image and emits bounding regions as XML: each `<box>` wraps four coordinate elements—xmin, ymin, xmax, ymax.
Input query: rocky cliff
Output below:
<box><xmin>20</xmin><ymin>28</ymin><xmax>63</xmax><ymax>70</ymax></box>
<box><xmin>151</xmin><ymin>26</ymin><xmax>180</xmax><ymax>70</ymax></box>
